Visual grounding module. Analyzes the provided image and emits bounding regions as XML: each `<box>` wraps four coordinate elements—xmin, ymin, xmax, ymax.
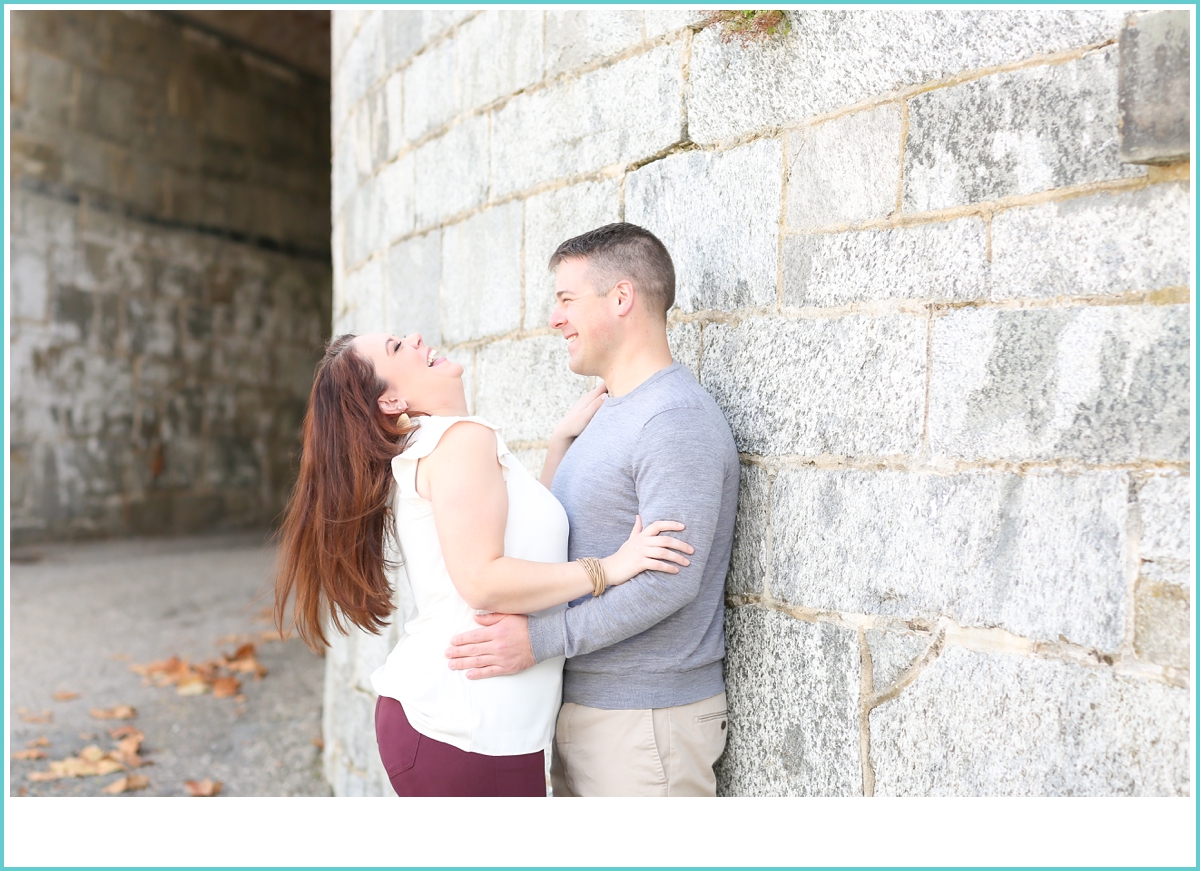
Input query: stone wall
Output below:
<box><xmin>324</xmin><ymin>9</ymin><xmax>1191</xmax><ymax>796</ymax></box>
<box><xmin>9</xmin><ymin>11</ymin><xmax>332</xmax><ymax>542</ymax></box>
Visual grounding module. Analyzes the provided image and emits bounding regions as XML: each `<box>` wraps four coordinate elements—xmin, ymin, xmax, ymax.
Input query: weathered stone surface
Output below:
<box><xmin>11</xmin><ymin>240</ymin><xmax>51</xmax><ymax>321</ymax></box>
<box><xmin>930</xmin><ymin>305</ymin><xmax>1191</xmax><ymax>463</ymax></box>
<box><xmin>413</xmin><ymin>113</ymin><xmax>489</xmax><ymax>228</ymax></box>
<box><xmin>788</xmin><ymin>105</ymin><xmax>901</xmax><ymax>228</ymax></box>
<box><xmin>773</xmin><ymin>469</ymin><xmax>1129</xmax><ymax>650</ymax></box>
<box><xmin>905</xmin><ymin>46</ymin><xmax>1144</xmax><ymax>212</ymax></box>
<box><xmin>490</xmin><ymin>42</ymin><xmax>683</xmax><ymax>199</ymax></box>
<box><xmin>1138</xmin><ymin>474</ymin><xmax>1191</xmax><ymax>588</ymax></box>
<box><xmin>440</xmin><ymin>203</ymin><xmax>523</xmax><ymax>344</ymax></box>
<box><xmin>379</xmin><ymin>152</ymin><xmax>416</xmax><ymax>244</ymax></box>
<box><xmin>1134</xmin><ymin>580</ymin><xmax>1190</xmax><ymax>670</ymax></box>
<box><xmin>991</xmin><ymin>183</ymin><xmax>1191</xmax><ymax>301</ymax></box>
<box><xmin>784</xmin><ymin>217</ymin><xmax>987</xmax><ymax>307</ymax></box>
<box><xmin>627</xmin><ymin>139</ymin><xmax>781</xmax><ymax>314</ymax></box>
<box><xmin>717</xmin><ymin>607</ymin><xmax>861</xmax><ymax>796</ymax></box>
<box><xmin>1119</xmin><ymin>11</ymin><xmax>1190</xmax><ymax>164</ymax></box>
<box><xmin>456</xmin><ymin>11</ymin><xmax>543</xmax><ymax>110</ymax></box>
<box><xmin>544</xmin><ymin>10</ymin><xmax>643</xmax><ymax>77</ymax></box>
<box><xmin>726</xmin><ymin>464</ymin><xmax>769</xmax><ymax>597</ymax></box>
<box><xmin>340</xmin><ymin>257</ymin><xmax>385</xmax><ymax>335</ymax></box>
<box><xmin>689</xmin><ymin>10</ymin><xmax>1124</xmax><ymax>144</ymax></box>
<box><xmin>666</xmin><ymin>320</ymin><xmax>701</xmax><ymax>378</ymax></box>
<box><xmin>871</xmin><ymin>647</ymin><xmax>1191</xmax><ymax>795</ymax></box>
<box><xmin>402</xmin><ymin>37</ymin><xmax>457</xmax><ymax>143</ymax></box>
<box><xmin>701</xmin><ymin>315</ymin><xmax>926</xmax><ymax>457</ymax></box>
<box><xmin>475</xmin><ymin>334</ymin><xmax>589</xmax><ymax>443</ymax></box>
<box><xmin>866</xmin><ymin>629</ymin><xmax>933</xmax><ymax>691</ymax></box>
<box><xmin>643</xmin><ymin>9</ymin><xmax>704</xmax><ymax>40</ymax></box>
<box><xmin>335</xmin><ymin>12</ymin><xmax>383</xmax><ymax>135</ymax></box>
<box><xmin>387</xmin><ymin>230</ymin><xmax>441</xmax><ymax>344</ymax></box>
<box><xmin>343</xmin><ymin>175</ymin><xmax>384</xmax><ymax>270</ymax></box>
<box><xmin>522</xmin><ymin>179</ymin><xmax>622</xmax><ymax>330</ymax></box>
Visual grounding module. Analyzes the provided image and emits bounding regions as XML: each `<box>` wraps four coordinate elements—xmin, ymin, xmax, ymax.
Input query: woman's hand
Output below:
<box><xmin>551</xmin><ymin>382</ymin><xmax>608</xmax><ymax>444</ymax></box>
<box><xmin>599</xmin><ymin>516</ymin><xmax>693</xmax><ymax>587</ymax></box>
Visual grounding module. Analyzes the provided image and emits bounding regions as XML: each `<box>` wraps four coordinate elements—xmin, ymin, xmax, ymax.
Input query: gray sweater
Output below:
<box><xmin>528</xmin><ymin>363</ymin><xmax>739</xmax><ymax>709</ymax></box>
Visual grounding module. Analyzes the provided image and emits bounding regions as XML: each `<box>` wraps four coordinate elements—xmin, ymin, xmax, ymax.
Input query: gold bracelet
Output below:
<box><xmin>577</xmin><ymin>557</ymin><xmax>607</xmax><ymax>597</ymax></box>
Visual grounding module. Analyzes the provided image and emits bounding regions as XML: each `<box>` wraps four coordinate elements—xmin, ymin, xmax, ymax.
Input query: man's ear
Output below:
<box><xmin>377</xmin><ymin>393</ymin><xmax>408</xmax><ymax>416</ymax></box>
<box><xmin>611</xmin><ymin>279</ymin><xmax>636</xmax><ymax>317</ymax></box>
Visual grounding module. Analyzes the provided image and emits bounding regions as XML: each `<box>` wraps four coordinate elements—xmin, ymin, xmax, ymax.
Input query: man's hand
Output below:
<box><xmin>445</xmin><ymin>613</ymin><xmax>534</xmax><ymax>680</ymax></box>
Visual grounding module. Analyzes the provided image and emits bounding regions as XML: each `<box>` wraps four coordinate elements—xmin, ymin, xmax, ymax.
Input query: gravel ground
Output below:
<box><xmin>8</xmin><ymin>532</ymin><xmax>331</xmax><ymax>797</ymax></box>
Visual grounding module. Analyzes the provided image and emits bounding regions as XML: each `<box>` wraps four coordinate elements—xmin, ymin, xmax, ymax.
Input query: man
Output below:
<box><xmin>445</xmin><ymin>223</ymin><xmax>739</xmax><ymax>797</ymax></box>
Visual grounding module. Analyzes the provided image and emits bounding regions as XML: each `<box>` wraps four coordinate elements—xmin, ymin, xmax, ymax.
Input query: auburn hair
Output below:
<box><xmin>274</xmin><ymin>334</ymin><xmax>420</xmax><ymax>650</ymax></box>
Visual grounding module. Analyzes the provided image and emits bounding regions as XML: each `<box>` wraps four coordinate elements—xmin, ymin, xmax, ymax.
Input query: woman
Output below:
<box><xmin>274</xmin><ymin>332</ymin><xmax>693</xmax><ymax>796</ymax></box>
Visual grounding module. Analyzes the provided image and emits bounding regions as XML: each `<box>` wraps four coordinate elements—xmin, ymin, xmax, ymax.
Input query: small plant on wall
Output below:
<box><xmin>704</xmin><ymin>10</ymin><xmax>791</xmax><ymax>45</ymax></box>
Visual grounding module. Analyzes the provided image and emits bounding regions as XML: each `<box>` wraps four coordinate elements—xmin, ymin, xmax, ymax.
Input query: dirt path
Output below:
<box><xmin>8</xmin><ymin>532</ymin><xmax>330</xmax><ymax>797</ymax></box>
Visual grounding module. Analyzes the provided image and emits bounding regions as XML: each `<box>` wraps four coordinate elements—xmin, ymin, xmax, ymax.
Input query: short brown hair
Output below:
<box><xmin>548</xmin><ymin>222</ymin><xmax>675</xmax><ymax>318</ymax></box>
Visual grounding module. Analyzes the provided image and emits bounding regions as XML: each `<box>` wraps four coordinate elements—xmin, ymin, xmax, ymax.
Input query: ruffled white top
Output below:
<box><xmin>370</xmin><ymin>416</ymin><xmax>568</xmax><ymax>756</ymax></box>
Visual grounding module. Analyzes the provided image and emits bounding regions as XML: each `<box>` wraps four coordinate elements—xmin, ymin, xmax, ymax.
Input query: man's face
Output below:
<box><xmin>549</xmin><ymin>257</ymin><xmax>618</xmax><ymax>377</ymax></box>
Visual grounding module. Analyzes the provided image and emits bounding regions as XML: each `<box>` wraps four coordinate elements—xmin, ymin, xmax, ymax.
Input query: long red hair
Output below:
<box><xmin>274</xmin><ymin>334</ymin><xmax>419</xmax><ymax>650</ymax></box>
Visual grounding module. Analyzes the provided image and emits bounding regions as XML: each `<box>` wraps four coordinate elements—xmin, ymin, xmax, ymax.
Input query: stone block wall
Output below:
<box><xmin>9</xmin><ymin>11</ymin><xmax>332</xmax><ymax>542</ymax></box>
<box><xmin>324</xmin><ymin>9</ymin><xmax>1191</xmax><ymax>796</ymax></box>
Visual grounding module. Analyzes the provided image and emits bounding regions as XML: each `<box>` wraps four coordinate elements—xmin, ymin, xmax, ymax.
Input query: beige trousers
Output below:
<box><xmin>550</xmin><ymin>692</ymin><xmax>728</xmax><ymax>797</ymax></box>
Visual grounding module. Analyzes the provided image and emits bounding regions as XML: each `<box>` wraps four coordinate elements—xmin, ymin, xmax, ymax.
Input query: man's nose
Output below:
<box><xmin>548</xmin><ymin>305</ymin><xmax>565</xmax><ymax>330</ymax></box>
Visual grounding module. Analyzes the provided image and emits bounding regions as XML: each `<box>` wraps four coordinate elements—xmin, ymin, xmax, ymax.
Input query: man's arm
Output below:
<box><xmin>447</xmin><ymin>407</ymin><xmax>728</xmax><ymax>676</ymax></box>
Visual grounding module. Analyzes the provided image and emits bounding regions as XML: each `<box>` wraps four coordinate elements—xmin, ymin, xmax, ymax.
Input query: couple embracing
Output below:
<box><xmin>275</xmin><ymin>223</ymin><xmax>740</xmax><ymax>797</ymax></box>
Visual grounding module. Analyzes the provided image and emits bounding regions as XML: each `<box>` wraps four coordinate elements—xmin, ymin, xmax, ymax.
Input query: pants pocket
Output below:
<box><xmin>375</xmin><ymin>696</ymin><xmax>421</xmax><ymax>778</ymax></box>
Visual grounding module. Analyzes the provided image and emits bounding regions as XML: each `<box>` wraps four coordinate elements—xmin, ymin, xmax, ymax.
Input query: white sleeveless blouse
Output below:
<box><xmin>369</xmin><ymin>416</ymin><xmax>568</xmax><ymax>756</ymax></box>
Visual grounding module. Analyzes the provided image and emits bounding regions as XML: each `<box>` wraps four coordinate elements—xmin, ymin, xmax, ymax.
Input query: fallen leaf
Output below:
<box><xmin>27</xmin><ymin>736</ymin><xmax>50</xmax><ymax>748</ymax></box>
<box><xmin>176</xmin><ymin>677</ymin><xmax>209</xmax><ymax>696</ymax></box>
<box><xmin>109</xmin><ymin>652</ymin><xmax>132</xmax><ymax>661</ymax></box>
<box><xmin>311</xmin><ymin>737</ymin><xmax>324</xmax><ymax>750</ymax></box>
<box><xmin>234</xmin><ymin>695</ymin><xmax>246</xmax><ymax>703</ymax></box>
<box><xmin>211</xmin><ymin>676</ymin><xmax>241</xmax><ymax>699</ymax></box>
<box><xmin>29</xmin><ymin>746</ymin><xmax>125</xmax><ymax>780</ymax></box>
<box><xmin>18</xmin><ymin>787</ymin><xmax>27</xmax><ymax>796</ymax></box>
<box><xmin>20</xmin><ymin>709</ymin><xmax>53</xmax><ymax>724</ymax></box>
<box><xmin>52</xmin><ymin>691</ymin><xmax>81</xmax><ymax>701</ymax></box>
<box><xmin>260</xmin><ymin>630</ymin><xmax>284</xmax><ymax>643</ymax></box>
<box><xmin>253</xmin><ymin>605</ymin><xmax>274</xmax><ymax>623</ymax></box>
<box><xmin>102</xmin><ymin>774</ymin><xmax>149</xmax><ymax>795</ymax></box>
<box><xmin>78</xmin><ymin>732</ymin><xmax>97</xmax><ymax>741</ymax></box>
<box><xmin>115</xmin><ymin>730</ymin><xmax>146</xmax><ymax>767</ymax></box>
<box><xmin>12</xmin><ymin>749</ymin><xmax>47</xmax><ymax>760</ymax></box>
<box><xmin>90</xmin><ymin>705</ymin><xmax>136</xmax><ymax>720</ymax></box>
<box><xmin>184</xmin><ymin>778</ymin><xmax>222</xmax><ymax>797</ymax></box>
<box><xmin>108</xmin><ymin>725</ymin><xmax>140</xmax><ymax>740</ymax></box>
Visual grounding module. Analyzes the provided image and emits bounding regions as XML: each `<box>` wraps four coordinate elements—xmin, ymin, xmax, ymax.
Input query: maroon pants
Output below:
<box><xmin>374</xmin><ymin>695</ymin><xmax>546</xmax><ymax>797</ymax></box>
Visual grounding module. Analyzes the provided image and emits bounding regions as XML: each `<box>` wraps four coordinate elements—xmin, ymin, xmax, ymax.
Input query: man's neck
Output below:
<box><xmin>599</xmin><ymin>336</ymin><xmax>675</xmax><ymax>397</ymax></box>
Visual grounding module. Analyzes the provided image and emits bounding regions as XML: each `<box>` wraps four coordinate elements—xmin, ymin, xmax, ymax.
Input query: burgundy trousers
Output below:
<box><xmin>374</xmin><ymin>695</ymin><xmax>546</xmax><ymax>797</ymax></box>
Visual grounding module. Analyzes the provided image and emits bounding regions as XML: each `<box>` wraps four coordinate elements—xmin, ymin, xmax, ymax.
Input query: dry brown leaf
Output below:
<box><xmin>19</xmin><ymin>708</ymin><xmax>53</xmax><ymax>724</ymax></box>
<box><xmin>78</xmin><ymin>732</ymin><xmax>97</xmax><ymax>741</ymax></box>
<box><xmin>311</xmin><ymin>737</ymin><xmax>324</xmax><ymax>750</ymax></box>
<box><xmin>52</xmin><ymin>691</ymin><xmax>81</xmax><ymax>701</ymax></box>
<box><xmin>18</xmin><ymin>787</ymin><xmax>27</xmax><ymax>796</ymax></box>
<box><xmin>109</xmin><ymin>652</ymin><xmax>132</xmax><ymax>661</ymax></box>
<box><xmin>102</xmin><ymin>774</ymin><xmax>149</xmax><ymax>794</ymax></box>
<box><xmin>211</xmin><ymin>676</ymin><xmax>241</xmax><ymax>699</ymax></box>
<box><xmin>12</xmin><ymin>749</ymin><xmax>47</xmax><ymax>760</ymax></box>
<box><xmin>184</xmin><ymin>778</ymin><xmax>222</xmax><ymax>797</ymax></box>
<box><xmin>90</xmin><ymin>705</ymin><xmax>136</xmax><ymax>720</ymax></box>
<box><xmin>29</xmin><ymin>746</ymin><xmax>126</xmax><ymax>781</ymax></box>
<box><xmin>176</xmin><ymin>677</ymin><xmax>209</xmax><ymax>696</ymax></box>
<box><xmin>260</xmin><ymin>629</ymin><xmax>284</xmax><ymax>643</ymax></box>
<box><xmin>108</xmin><ymin>725</ymin><xmax>140</xmax><ymax>740</ymax></box>
<box><xmin>27</xmin><ymin>736</ymin><xmax>51</xmax><ymax>748</ymax></box>
<box><xmin>116</xmin><ymin>730</ymin><xmax>146</xmax><ymax>768</ymax></box>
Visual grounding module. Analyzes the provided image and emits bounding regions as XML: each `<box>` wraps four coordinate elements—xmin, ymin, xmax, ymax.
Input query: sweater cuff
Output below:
<box><xmin>528</xmin><ymin>609</ymin><xmax>567</xmax><ymax>662</ymax></box>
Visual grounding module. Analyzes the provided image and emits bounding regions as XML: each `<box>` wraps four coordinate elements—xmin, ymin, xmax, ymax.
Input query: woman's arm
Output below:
<box><xmin>420</xmin><ymin>420</ymin><xmax>691</xmax><ymax>614</ymax></box>
<box><xmin>540</xmin><ymin>382</ymin><xmax>608</xmax><ymax>488</ymax></box>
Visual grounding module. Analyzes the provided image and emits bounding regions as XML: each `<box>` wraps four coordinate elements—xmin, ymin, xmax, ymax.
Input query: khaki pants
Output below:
<box><xmin>550</xmin><ymin>692</ymin><xmax>728</xmax><ymax>797</ymax></box>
